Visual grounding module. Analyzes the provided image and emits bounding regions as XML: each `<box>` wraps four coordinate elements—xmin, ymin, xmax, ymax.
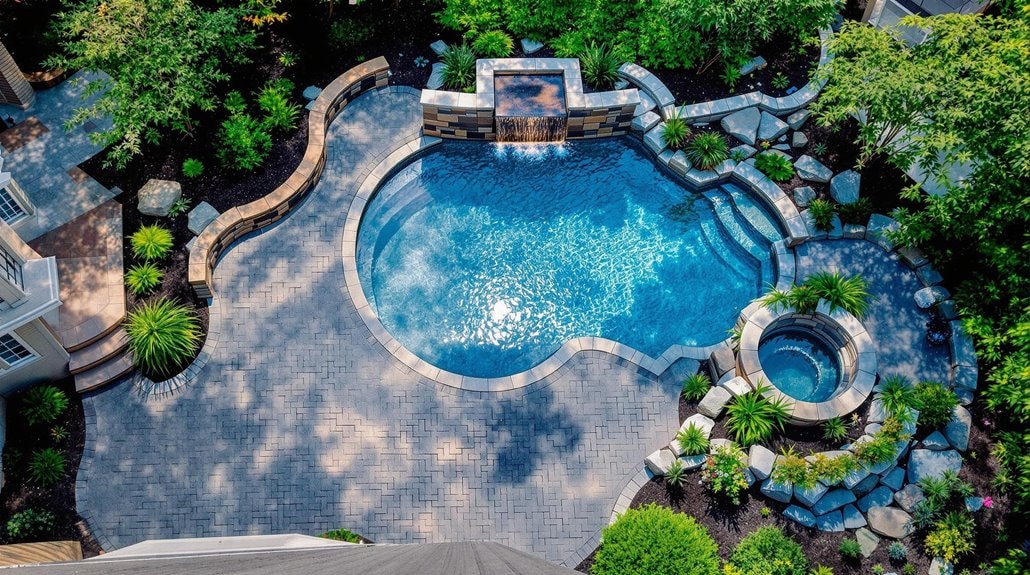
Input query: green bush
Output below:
<box><xmin>771</xmin><ymin>72</ymin><xmax>790</xmax><ymax>91</ymax></box>
<box><xmin>168</xmin><ymin>197</ymin><xmax>191</xmax><ymax>218</ymax></box>
<box><xmin>22</xmin><ymin>385</ymin><xmax>69</xmax><ymax>426</ymax></box>
<box><xmin>771</xmin><ymin>447</ymin><xmax>815</xmax><ymax>489</ymax></box>
<box><xmin>912</xmin><ymin>381</ymin><xmax>959</xmax><ymax>428</ymax></box>
<box><xmin>700</xmin><ymin>445</ymin><xmax>750</xmax><ymax>505</ymax></box>
<box><xmin>130</xmin><ymin>224</ymin><xmax>173</xmax><ymax>261</ymax></box>
<box><xmin>5</xmin><ymin>509</ymin><xmax>55</xmax><ymax>543</ymax></box>
<box><xmin>822</xmin><ymin>416</ymin><xmax>848</xmax><ymax>441</ymax></box>
<box><xmin>685</xmin><ymin>132</ymin><xmax>728</xmax><ymax>170</ymax></box>
<box><xmin>472</xmin><ymin>30</ymin><xmax>513</xmax><ymax>57</ymax></box>
<box><xmin>320</xmin><ymin>527</ymin><xmax>362</xmax><ymax>543</ymax></box>
<box><xmin>838</xmin><ymin>538</ymin><xmax>862</xmax><ymax>560</ymax></box>
<box><xmin>725</xmin><ymin>383</ymin><xmax>791</xmax><ymax>446</ymax></box>
<box><xmin>676</xmin><ymin>423</ymin><xmax>710</xmax><ymax>456</ymax></box>
<box><xmin>808</xmin><ymin>199</ymin><xmax>835</xmax><ymax>232</ymax></box>
<box><xmin>924</xmin><ymin>511</ymin><xmax>975</xmax><ymax>563</ymax></box>
<box><xmin>729</xmin><ymin>526</ymin><xmax>808</xmax><ymax>575</ymax></box>
<box><xmin>442</xmin><ymin>42</ymin><xmax>477</xmax><ymax>91</ymax></box>
<box><xmin>879</xmin><ymin>374</ymin><xmax>916</xmax><ymax>418</ymax></box>
<box><xmin>682</xmin><ymin>372</ymin><xmax>711</xmax><ymax>401</ymax></box>
<box><xmin>29</xmin><ymin>448</ymin><xmax>66</xmax><ymax>486</ymax></box>
<box><xmin>665</xmin><ymin>458</ymin><xmax>687</xmax><ymax>488</ymax></box>
<box><xmin>579</xmin><ymin>42</ymin><xmax>622</xmax><ymax>90</ymax></box>
<box><xmin>217</xmin><ymin>112</ymin><xmax>272</xmax><ymax>171</ymax></box>
<box><xmin>836</xmin><ymin>197</ymin><xmax>873</xmax><ymax>225</ymax></box>
<box><xmin>809</xmin><ymin>451</ymin><xmax>858</xmax><ymax>485</ymax></box>
<box><xmin>125</xmin><ymin>298</ymin><xmax>202</xmax><ymax>376</ymax></box>
<box><xmin>810</xmin><ymin>566</ymin><xmax>834</xmax><ymax>575</ymax></box>
<box><xmin>182</xmin><ymin>158</ymin><xmax>204</xmax><ymax>178</ymax></box>
<box><xmin>888</xmin><ymin>541</ymin><xmax>908</xmax><ymax>562</ymax></box>
<box><xmin>126</xmin><ymin>262</ymin><xmax>163</xmax><ymax>295</ymax></box>
<box><xmin>765</xmin><ymin>271</ymin><xmax>871</xmax><ymax>318</ymax></box>
<box><xmin>989</xmin><ymin>548</ymin><xmax>1029</xmax><ymax>575</ymax></box>
<box><xmin>257</xmin><ymin>78</ymin><xmax>300</xmax><ymax>132</ymax></box>
<box><xmin>661</xmin><ymin>110</ymin><xmax>691</xmax><ymax>150</ymax></box>
<box><xmin>853</xmin><ymin>432</ymin><xmax>899</xmax><ymax>467</ymax></box>
<box><xmin>592</xmin><ymin>503</ymin><xmax>720</xmax><ymax>575</ymax></box>
<box><xmin>754</xmin><ymin>152</ymin><xmax>795</xmax><ymax>182</ymax></box>
<box><xmin>223</xmin><ymin>90</ymin><xmax>247</xmax><ymax>115</ymax></box>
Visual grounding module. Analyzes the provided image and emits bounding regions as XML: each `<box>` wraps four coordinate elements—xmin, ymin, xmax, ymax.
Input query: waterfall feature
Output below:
<box><xmin>493</xmin><ymin>74</ymin><xmax>567</xmax><ymax>143</ymax></box>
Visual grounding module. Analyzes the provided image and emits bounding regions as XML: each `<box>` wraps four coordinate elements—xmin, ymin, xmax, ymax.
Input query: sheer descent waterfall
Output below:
<box><xmin>493</xmin><ymin>74</ymin><xmax>567</xmax><ymax>143</ymax></box>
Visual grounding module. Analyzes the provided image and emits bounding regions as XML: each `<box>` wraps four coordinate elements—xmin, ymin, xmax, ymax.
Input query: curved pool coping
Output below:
<box><xmin>341</xmin><ymin>135</ymin><xmax>810</xmax><ymax>392</ymax></box>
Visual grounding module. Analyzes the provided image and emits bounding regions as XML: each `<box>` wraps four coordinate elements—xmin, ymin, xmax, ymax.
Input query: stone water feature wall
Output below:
<box><xmin>421</xmin><ymin>58</ymin><xmax>639</xmax><ymax>141</ymax></box>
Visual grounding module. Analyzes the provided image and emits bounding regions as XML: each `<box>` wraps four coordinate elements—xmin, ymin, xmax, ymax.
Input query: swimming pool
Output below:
<box><xmin>356</xmin><ymin>139</ymin><xmax>784</xmax><ymax>378</ymax></box>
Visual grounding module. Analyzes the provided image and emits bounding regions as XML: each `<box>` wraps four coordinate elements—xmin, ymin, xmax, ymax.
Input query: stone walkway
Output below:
<box><xmin>77</xmin><ymin>89</ymin><xmax>685</xmax><ymax>566</ymax></box>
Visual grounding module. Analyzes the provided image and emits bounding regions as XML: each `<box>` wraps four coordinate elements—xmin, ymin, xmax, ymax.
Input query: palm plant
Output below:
<box><xmin>676</xmin><ymin>423</ymin><xmax>710</xmax><ymax>456</ymax></box>
<box><xmin>754</xmin><ymin>152</ymin><xmax>795</xmax><ymax>181</ymax></box>
<box><xmin>125</xmin><ymin>262</ymin><xmax>163</xmax><ymax>295</ymax></box>
<box><xmin>125</xmin><ymin>298</ymin><xmax>202</xmax><ymax>376</ymax></box>
<box><xmin>808</xmin><ymin>199</ymin><xmax>836</xmax><ymax>232</ymax></box>
<box><xmin>685</xmin><ymin>132</ymin><xmax>728</xmax><ymax>170</ymax></box>
<box><xmin>29</xmin><ymin>448</ymin><xmax>66</xmax><ymax>486</ymax></box>
<box><xmin>22</xmin><ymin>385</ymin><xmax>69</xmax><ymax>426</ymax></box>
<box><xmin>441</xmin><ymin>42</ymin><xmax>476</xmax><ymax>91</ymax></box>
<box><xmin>822</xmin><ymin>416</ymin><xmax>848</xmax><ymax>441</ymax></box>
<box><xmin>661</xmin><ymin>109</ymin><xmax>691</xmax><ymax>149</ymax></box>
<box><xmin>665</xmin><ymin>458</ymin><xmax>687</xmax><ymax>488</ymax></box>
<box><xmin>578</xmin><ymin>42</ymin><xmax>621</xmax><ymax>89</ymax></box>
<box><xmin>130</xmin><ymin>224</ymin><xmax>174</xmax><ymax>261</ymax></box>
<box><xmin>725</xmin><ymin>383</ymin><xmax>792</xmax><ymax>446</ymax></box>
<box><xmin>761</xmin><ymin>283</ymin><xmax>819</xmax><ymax>314</ymax></box>
<box><xmin>681</xmin><ymin>372</ymin><xmax>711</xmax><ymax>401</ymax></box>
<box><xmin>879</xmin><ymin>374</ymin><xmax>915</xmax><ymax>417</ymax></box>
<box><xmin>805</xmin><ymin>271</ymin><xmax>872</xmax><ymax>317</ymax></box>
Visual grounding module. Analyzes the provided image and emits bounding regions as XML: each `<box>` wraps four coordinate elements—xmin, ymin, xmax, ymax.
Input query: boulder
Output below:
<box><xmin>795</xmin><ymin>482</ymin><xmax>829</xmax><ymax>507</ymax></box>
<box><xmin>868</xmin><ymin>399</ymin><xmax>887</xmax><ymax>423</ymax></box>
<box><xmin>867</xmin><ymin>506</ymin><xmax>913</xmax><ymax>539</ymax></box>
<box><xmin>520</xmin><ymin>38</ymin><xmax>544</xmax><ymax>54</ymax></box>
<box><xmin>894</xmin><ymin>484</ymin><xmax>925</xmax><ymax>513</ymax></box>
<box><xmin>138</xmin><ymin>179</ymin><xmax>182</xmax><ymax>217</ymax></box>
<box><xmin>880</xmin><ymin>468</ymin><xmax>906</xmax><ymax>491</ymax></box>
<box><xmin>710</xmin><ymin>346</ymin><xmax>736</xmax><ymax>377</ymax></box>
<box><xmin>748</xmin><ymin>444</ymin><xmax>776</xmax><ymax>481</ymax></box>
<box><xmin>302</xmin><ymin>85</ymin><xmax>321</xmax><ymax>100</ymax></box>
<box><xmin>757</xmin><ymin>111</ymin><xmax>790</xmax><ymax>141</ymax></box>
<box><xmin>794</xmin><ymin>186</ymin><xmax>815</xmax><ymax>207</ymax></box>
<box><xmin>682</xmin><ymin>413</ymin><xmax>716</xmax><ymax>437</ymax></box>
<box><xmin>761</xmin><ymin>478</ymin><xmax>793</xmax><ymax>503</ymax></box>
<box><xmin>794</xmin><ymin>155</ymin><xmax>833</xmax><ymax>183</ymax></box>
<box><xmin>645</xmin><ymin>448</ymin><xmax>677</xmax><ymax>476</ymax></box>
<box><xmin>915</xmin><ymin>286</ymin><xmax>951</xmax><ymax>309</ymax></box>
<box><xmin>858</xmin><ymin>486</ymin><xmax>894</xmax><ymax>513</ymax></box>
<box><xmin>784</xmin><ymin>505</ymin><xmax>816</xmax><ymax>528</ymax></box>
<box><xmin>427</xmin><ymin>62</ymin><xmax>446</xmax><ymax>90</ymax></box>
<box><xmin>710</xmin><ymin>438</ymin><xmax>736</xmax><ymax>453</ymax></box>
<box><xmin>964</xmin><ymin>496</ymin><xmax>984</xmax><ymax>512</ymax></box>
<box><xmin>852</xmin><ymin>473</ymin><xmax>880</xmax><ymax>498</ymax></box>
<box><xmin>866</xmin><ymin>214</ymin><xmax>901</xmax><ymax>250</ymax></box>
<box><xmin>744</xmin><ymin>468</ymin><xmax>757</xmax><ymax>487</ymax></box>
<box><xmin>720</xmin><ymin>376</ymin><xmax>752</xmax><ymax>397</ymax></box>
<box><xmin>929</xmin><ymin>558</ymin><xmax>954</xmax><ymax>575</ymax></box>
<box><xmin>791</xmin><ymin>131</ymin><xmax>808</xmax><ymax>148</ymax></box>
<box><xmin>786</xmin><ymin>109</ymin><xmax>811</xmax><ymax>130</ymax></box>
<box><xmin>730</xmin><ymin>144</ymin><xmax>757</xmax><ymax>160</ymax></box>
<box><xmin>430</xmin><ymin>40</ymin><xmax>449</xmax><ymax>56</ymax></box>
<box><xmin>811</xmin><ymin>489</ymin><xmax>857</xmax><ymax>516</ymax></box>
<box><xmin>856</xmin><ymin>527</ymin><xmax>880</xmax><ymax>557</ymax></box>
<box><xmin>843</xmin><ymin>504</ymin><xmax>867</xmax><ymax>529</ymax></box>
<box><xmin>187</xmin><ymin>201</ymin><xmax>219</xmax><ymax>235</ymax></box>
<box><xmin>721</xmin><ymin>107</ymin><xmax>761</xmax><ymax>146</ymax></box>
<box><xmin>843</xmin><ymin>467</ymin><xmax>872</xmax><ymax>490</ymax></box>
<box><xmin>816</xmin><ymin>510</ymin><xmax>845</xmax><ymax>532</ymax></box>
<box><xmin>908</xmin><ymin>449</ymin><xmax>963</xmax><ymax>484</ymax></box>
<box><xmin>865</xmin><ymin>423</ymin><xmax>883</xmax><ymax>436</ymax></box>
<box><xmin>922</xmin><ymin>431</ymin><xmax>949</xmax><ymax>450</ymax></box>
<box><xmin>830</xmin><ymin>170</ymin><xmax>861</xmax><ymax>204</ymax></box>
<box><xmin>739</xmin><ymin>56</ymin><xmax>767</xmax><ymax>76</ymax></box>
<box><xmin>944</xmin><ymin>406</ymin><xmax>971</xmax><ymax>451</ymax></box>
<box><xmin>698</xmin><ymin>386</ymin><xmax>733</xmax><ymax>418</ymax></box>
<box><xmin>681</xmin><ymin>454</ymin><xmax>708</xmax><ymax>470</ymax></box>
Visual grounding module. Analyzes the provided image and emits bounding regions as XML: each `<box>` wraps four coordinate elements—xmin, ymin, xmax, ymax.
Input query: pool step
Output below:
<box><xmin>697</xmin><ymin>204</ymin><xmax>761</xmax><ymax>281</ymax></box>
<box><xmin>703</xmin><ymin>189</ymin><xmax>770</xmax><ymax>262</ymax></box>
<box><xmin>722</xmin><ymin>183</ymin><xmax>784</xmax><ymax>243</ymax></box>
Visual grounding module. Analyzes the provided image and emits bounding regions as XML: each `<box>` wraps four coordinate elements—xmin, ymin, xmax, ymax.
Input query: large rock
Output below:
<box><xmin>720</xmin><ymin>376</ymin><xmax>752</xmax><ymax>397</ymax></box>
<box><xmin>944</xmin><ymin>406</ymin><xmax>971</xmax><ymax>451</ymax></box>
<box><xmin>138</xmin><ymin>179</ymin><xmax>182</xmax><ymax>217</ymax></box>
<box><xmin>761</xmin><ymin>478</ymin><xmax>793</xmax><ymax>503</ymax></box>
<box><xmin>739</xmin><ymin>56</ymin><xmax>767</xmax><ymax>76</ymax></box>
<box><xmin>856</xmin><ymin>527</ymin><xmax>880</xmax><ymax>557</ymax></box>
<box><xmin>427</xmin><ymin>62</ymin><xmax>446</xmax><ymax>90</ymax></box>
<box><xmin>895</xmin><ymin>484</ymin><xmax>925</xmax><ymax>513</ymax></box>
<box><xmin>922</xmin><ymin>431</ymin><xmax>950</xmax><ymax>451</ymax></box>
<box><xmin>915</xmin><ymin>286</ymin><xmax>951</xmax><ymax>309</ymax></box>
<box><xmin>187</xmin><ymin>201</ymin><xmax>219</xmax><ymax>235</ymax></box>
<box><xmin>880</xmin><ymin>468</ymin><xmax>905</xmax><ymax>491</ymax></box>
<box><xmin>843</xmin><ymin>504</ymin><xmax>867</xmax><ymax>529</ymax></box>
<box><xmin>710</xmin><ymin>438</ymin><xmax>736</xmax><ymax>453</ymax></box>
<box><xmin>908</xmin><ymin>449</ymin><xmax>963</xmax><ymax>484</ymax></box>
<box><xmin>302</xmin><ymin>85</ymin><xmax>321</xmax><ymax>100</ymax></box>
<box><xmin>698</xmin><ymin>386</ymin><xmax>733</xmax><ymax>418</ymax></box>
<box><xmin>852</xmin><ymin>473</ymin><xmax>880</xmax><ymax>498</ymax></box>
<box><xmin>795</xmin><ymin>482</ymin><xmax>829</xmax><ymax>507</ymax></box>
<box><xmin>681</xmin><ymin>454</ymin><xmax>708</xmax><ymax>470</ymax></box>
<box><xmin>868</xmin><ymin>399</ymin><xmax>887</xmax><ymax>423</ymax></box>
<box><xmin>721</xmin><ymin>107</ymin><xmax>761</xmax><ymax>146</ymax></box>
<box><xmin>816</xmin><ymin>510</ymin><xmax>845</xmax><ymax>532</ymax></box>
<box><xmin>830</xmin><ymin>170</ymin><xmax>861</xmax><ymax>204</ymax></box>
<box><xmin>791</xmin><ymin>131</ymin><xmax>809</xmax><ymax>148</ymax></box>
<box><xmin>784</xmin><ymin>505</ymin><xmax>816</xmax><ymax>528</ymax></box>
<box><xmin>811</xmin><ymin>489</ymin><xmax>857</xmax><ymax>516</ymax></box>
<box><xmin>843</xmin><ymin>467</ymin><xmax>872</xmax><ymax>490</ymax></box>
<box><xmin>520</xmin><ymin>38</ymin><xmax>544</xmax><ymax>54</ymax></box>
<box><xmin>794</xmin><ymin>186</ymin><xmax>815</xmax><ymax>207</ymax></box>
<box><xmin>858</xmin><ymin>485</ymin><xmax>895</xmax><ymax>513</ymax></box>
<box><xmin>929</xmin><ymin>558</ymin><xmax>954</xmax><ymax>575</ymax></box>
<box><xmin>645</xmin><ymin>448</ymin><xmax>677</xmax><ymax>476</ymax></box>
<box><xmin>757</xmin><ymin>111</ymin><xmax>790</xmax><ymax>141</ymax></box>
<box><xmin>748</xmin><ymin>444</ymin><xmax>776</xmax><ymax>481</ymax></box>
<box><xmin>867</xmin><ymin>506</ymin><xmax>913</xmax><ymax>539</ymax></box>
<box><xmin>430</xmin><ymin>40</ymin><xmax>449</xmax><ymax>56</ymax></box>
<box><xmin>787</xmin><ymin>109</ymin><xmax>811</xmax><ymax>130</ymax></box>
<box><xmin>730</xmin><ymin>144</ymin><xmax>757</xmax><ymax>160</ymax></box>
<box><xmin>867</xmin><ymin>213</ymin><xmax>902</xmax><ymax>250</ymax></box>
<box><xmin>794</xmin><ymin>155</ymin><xmax>833</xmax><ymax>183</ymax></box>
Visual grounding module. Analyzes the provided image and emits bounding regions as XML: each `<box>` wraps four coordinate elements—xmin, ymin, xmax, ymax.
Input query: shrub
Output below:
<box><xmin>902</xmin><ymin>564</ymin><xmax>916</xmax><ymax>575</ymax></box>
<box><xmin>661</xmin><ymin>110</ymin><xmax>691</xmax><ymax>150</ymax></box>
<box><xmin>725</xmin><ymin>383</ymin><xmax>791</xmax><ymax>446</ymax></box>
<box><xmin>682</xmin><ymin>373</ymin><xmax>711</xmax><ymax>401</ymax></box>
<box><xmin>29</xmin><ymin>448</ymin><xmax>66</xmax><ymax>486</ymax></box>
<box><xmin>809</xmin><ymin>451</ymin><xmax>858</xmax><ymax>485</ymax></box>
<box><xmin>666</xmin><ymin>458</ymin><xmax>687</xmax><ymax>488</ymax></box>
<box><xmin>888</xmin><ymin>541</ymin><xmax>908</xmax><ymax>562</ymax></box>
<box><xmin>853</xmin><ymin>433</ymin><xmax>898</xmax><ymax>466</ymax></box>
<box><xmin>223</xmin><ymin>90</ymin><xmax>247</xmax><ymax>115</ymax></box>
<box><xmin>771</xmin><ymin>446</ymin><xmax>814</xmax><ymax>489</ymax></box>
<box><xmin>872</xmin><ymin>565</ymin><xmax>885</xmax><ymax>575</ymax></box>
<box><xmin>721</xmin><ymin>64</ymin><xmax>742</xmax><ymax>88</ymax></box>
<box><xmin>760</xmin><ymin>506</ymin><xmax>771</xmax><ymax>517</ymax></box>
<box><xmin>754</xmin><ymin>152</ymin><xmax>795</xmax><ymax>182</ymax></box>
<box><xmin>810</xmin><ymin>566</ymin><xmax>833</xmax><ymax>575</ymax></box>
<box><xmin>839</xmin><ymin>538</ymin><xmax>862</xmax><ymax>560</ymax></box>
<box><xmin>22</xmin><ymin>385</ymin><xmax>69</xmax><ymax>426</ymax></box>
<box><xmin>130</xmin><ymin>224</ymin><xmax>173</xmax><ymax>261</ymax></box>
<box><xmin>685</xmin><ymin>132</ymin><xmax>728</xmax><ymax>170</ymax></box>
<box><xmin>729</xmin><ymin>526</ymin><xmax>808</xmax><ymax>575</ymax></box>
<box><xmin>811</xmin><ymin>141</ymin><xmax>828</xmax><ymax>157</ymax></box>
<box><xmin>700</xmin><ymin>445</ymin><xmax>750</xmax><ymax>505</ymax></box>
<box><xmin>579</xmin><ymin>42</ymin><xmax>622</xmax><ymax>90</ymax></box>
<box><xmin>808</xmin><ymin>199</ymin><xmax>835</xmax><ymax>232</ymax></box>
<box><xmin>822</xmin><ymin>416</ymin><xmax>848</xmax><ymax>441</ymax></box>
<box><xmin>676</xmin><ymin>423</ymin><xmax>710</xmax><ymax>456</ymax></box>
<box><xmin>168</xmin><ymin>197</ymin><xmax>191</xmax><ymax>218</ymax></box>
<box><xmin>593</xmin><ymin>503</ymin><xmax>719</xmax><ymax>575</ymax></box>
<box><xmin>989</xmin><ymin>548</ymin><xmax>1029</xmax><ymax>575</ymax></box>
<box><xmin>804</xmin><ymin>271</ymin><xmax>872</xmax><ymax>317</ymax></box>
<box><xmin>442</xmin><ymin>42</ymin><xmax>476</xmax><ymax>91</ymax></box>
<box><xmin>125</xmin><ymin>298</ymin><xmax>202</xmax><ymax>376</ymax></box>
<box><xmin>879</xmin><ymin>374</ymin><xmax>916</xmax><ymax>418</ymax></box>
<box><xmin>5</xmin><ymin>509</ymin><xmax>55</xmax><ymax>543</ymax></box>
<box><xmin>472</xmin><ymin>30</ymin><xmax>512</xmax><ymax>58</ymax></box>
<box><xmin>126</xmin><ymin>262</ymin><xmax>163</xmax><ymax>295</ymax></box>
<box><xmin>925</xmin><ymin>511</ymin><xmax>975</xmax><ymax>563</ymax></box>
<box><xmin>217</xmin><ymin>112</ymin><xmax>272</xmax><ymax>171</ymax></box>
<box><xmin>837</xmin><ymin>197</ymin><xmax>873</xmax><ymax>225</ymax></box>
<box><xmin>320</xmin><ymin>528</ymin><xmax>362</xmax><ymax>543</ymax></box>
<box><xmin>771</xmin><ymin>72</ymin><xmax>790</xmax><ymax>90</ymax></box>
<box><xmin>182</xmin><ymin>158</ymin><xmax>204</xmax><ymax>178</ymax></box>
<box><xmin>912</xmin><ymin>381</ymin><xmax>959</xmax><ymax>428</ymax></box>
<box><xmin>257</xmin><ymin>78</ymin><xmax>300</xmax><ymax>132</ymax></box>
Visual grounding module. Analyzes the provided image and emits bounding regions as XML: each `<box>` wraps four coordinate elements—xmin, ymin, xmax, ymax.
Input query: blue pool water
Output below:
<box><xmin>356</xmin><ymin>139</ymin><xmax>783</xmax><ymax>378</ymax></box>
<box><xmin>758</xmin><ymin>330</ymin><xmax>842</xmax><ymax>402</ymax></box>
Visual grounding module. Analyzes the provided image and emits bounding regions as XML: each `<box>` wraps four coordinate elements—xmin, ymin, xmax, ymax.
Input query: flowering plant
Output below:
<box><xmin>700</xmin><ymin>445</ymin><xmax>750</xmax><ymax>505</ymax></box>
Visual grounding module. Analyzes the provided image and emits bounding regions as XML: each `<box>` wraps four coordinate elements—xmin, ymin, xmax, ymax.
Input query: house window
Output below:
<box><xmin>0</xmin><ymin>244</ymin><xmax>22</xmax><ymax>289</ymax></box>
<box><xmin>0</xmin><ymin>187</ymin><xmax>26</xmax><ymax>224</ymax></box>
<box><xmin>0</xmin><ymin>333</ymin><xmax>34</xmax><ymax>368</ymax></box>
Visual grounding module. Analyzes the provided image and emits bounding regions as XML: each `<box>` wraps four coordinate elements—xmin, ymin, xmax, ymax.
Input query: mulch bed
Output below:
<box><xmin>0</xmin><ymin>378</ymin><xmax>103</xmax><ymax>557</ymax></box>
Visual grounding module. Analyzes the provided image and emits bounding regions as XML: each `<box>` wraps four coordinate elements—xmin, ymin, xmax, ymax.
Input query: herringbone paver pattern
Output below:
<box><xmin>77</xmin><ymin>89</ymin><xmax>683</xmax><ymax>565</ymax></box>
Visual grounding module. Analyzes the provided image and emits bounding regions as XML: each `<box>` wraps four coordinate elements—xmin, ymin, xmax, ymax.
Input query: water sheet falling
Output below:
<box><xmin>494</xmin><ymin>74</ymin><xmax>567</xmax><ymax>143</ymax></box>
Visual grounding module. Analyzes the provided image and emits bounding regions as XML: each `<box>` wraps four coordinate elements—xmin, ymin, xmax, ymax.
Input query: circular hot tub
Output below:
<box><xmin>758</xmin><ymin>328</ymin><xmax>842</xmax><ymax>403</ymax></box>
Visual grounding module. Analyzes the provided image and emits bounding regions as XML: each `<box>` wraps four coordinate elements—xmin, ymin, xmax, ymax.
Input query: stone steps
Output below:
<box><xmin>74</xmin><ymin>348</ymin><xmax>133</xmax><ymax>394</ymax></box>
<box><xmin>703</xmin><ymin>189</ymin><xmax>769</xmax><ymax>262</ymax></box>
<box><xmin>722</xmin><ymin>183</ymin><xmax>783</xmax><ymax>243</ymax></box>
<box><xmin>69</xmin><ymin>326</ymin><xmax>128</xmax><ymax>374</ymax></box>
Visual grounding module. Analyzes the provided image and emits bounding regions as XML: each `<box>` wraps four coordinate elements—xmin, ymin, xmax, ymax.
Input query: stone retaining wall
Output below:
<box><xmin>188</xmin><ymin>57</ymin><xmax>390</xmax><ymax>299</ymax></box>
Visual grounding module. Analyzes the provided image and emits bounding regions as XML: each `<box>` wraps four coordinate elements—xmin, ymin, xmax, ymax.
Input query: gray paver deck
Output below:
<box><xmin>77</xmin><ymin>89</ymin><xmax>683</xmax><ymax>566</ymax></box>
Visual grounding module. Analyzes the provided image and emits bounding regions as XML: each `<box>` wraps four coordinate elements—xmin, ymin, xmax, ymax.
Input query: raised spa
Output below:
<box><xmin>356</xmin><ymin>139</ymin><xmax>785</xmax><ymax>378</ymax></box>
<box><xmin>758</xmin><ymin>328</ymin><xmax>842</xmax><ymax>402</ymax></box>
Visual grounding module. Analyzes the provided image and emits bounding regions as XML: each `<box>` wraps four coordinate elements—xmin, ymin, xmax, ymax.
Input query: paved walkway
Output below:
<box><xmin>77</xmin><ymin>89</ymin><xmax>685</xmax><ymax>566</ymax></box>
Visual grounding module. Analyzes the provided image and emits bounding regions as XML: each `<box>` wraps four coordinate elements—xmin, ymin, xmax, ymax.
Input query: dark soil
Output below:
<box><xmin>0</xmin><ymin>0</ymin><xmax>63</xmax><ymax>71</ymax></box>
<box><xmin>0</xmin><ymin>378</ymin><xmax>102</xmax><ymax>557</ymax></box>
